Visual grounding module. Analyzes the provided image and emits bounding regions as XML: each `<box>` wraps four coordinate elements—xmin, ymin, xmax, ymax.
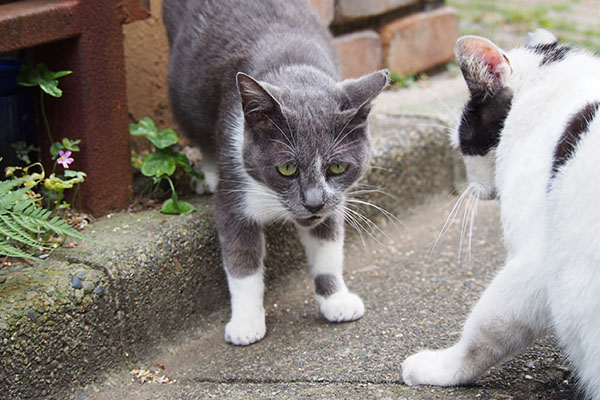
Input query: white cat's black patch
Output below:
<box><xmin>529</xmin><ymin>42</ymin><xmax>571</xmax><ymax>66</ymax></box>
<box><xmin>551</xmin><ymin>101</ymin><xmax>600</xmax><ymax>179</ymax></box>
<box><xmin>458</xmin><ymin>88</ymin><xmax>513</xmax><ymax>156</ymax></box>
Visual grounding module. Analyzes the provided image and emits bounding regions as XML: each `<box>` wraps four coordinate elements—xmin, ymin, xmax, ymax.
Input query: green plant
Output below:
<box><xmin>17</xmin><ymin>63</ymin><xmax>86</xmax><ymax>211</ymax></box>
<box><xmin>0</xmin><ymin>169</ymin><xmax>92</xmax><ymax>260</ymax></box>
<box><xmin>17</xmin><ymin>63</ymin><xmax>71</xmax><ymax>145</ymax></box>
<box><xmin>130</xmin><ymin>117</ymin><xmax>201</xmax><ymax>214</ymax></box>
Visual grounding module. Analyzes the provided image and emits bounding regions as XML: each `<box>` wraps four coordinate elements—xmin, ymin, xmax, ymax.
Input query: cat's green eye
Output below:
<box><xmin>277</xmin><ymin>164</ymin><xmax>298</xmax><ymax>177</ymax></box>
<box><xmin>328</xmin><ymin>162</ymin><xmax>348</xmax><ymax>175</ymax></box>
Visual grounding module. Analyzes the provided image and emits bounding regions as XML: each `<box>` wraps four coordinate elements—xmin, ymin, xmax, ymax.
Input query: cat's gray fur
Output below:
<box><xmin>163</xmin><ymin>0</ymin><xmax>388</xmax><ymax>345</ymax></box>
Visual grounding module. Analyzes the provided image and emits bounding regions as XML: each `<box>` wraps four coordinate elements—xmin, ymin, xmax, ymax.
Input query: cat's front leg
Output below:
<box><xmin>217</xmin><ymin>210</ymin><xmax>267</xmax><ymax>346</ymax></box>
<box><xmin>298</xmin><ymin>215</ymin><xmax>364</xmax><ymax>322</ymax></box>
<box><xmin>402</xmin><ymin>256</ymin><xmax>548</xmax><ymax>386</ymax></box>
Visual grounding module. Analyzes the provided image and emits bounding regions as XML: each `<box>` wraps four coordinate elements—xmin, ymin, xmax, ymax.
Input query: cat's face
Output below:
<box><xmin>453</xmin><ymin>29</ymin><xmax>562</xmax><ymax>200</ymax></box>
<box><xmin>238</xmin><ymin>70</ymin><xmax>388</xmax><ymax>227</ymax></box>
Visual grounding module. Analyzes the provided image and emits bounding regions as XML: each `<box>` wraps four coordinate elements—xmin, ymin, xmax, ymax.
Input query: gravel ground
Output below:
<box><xmin>76</xmin><ymin>197</ymin><xmax>578</xmax><ymax>400</ymax></box>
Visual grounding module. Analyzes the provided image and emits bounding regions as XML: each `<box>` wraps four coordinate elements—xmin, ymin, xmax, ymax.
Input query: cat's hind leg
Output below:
<box><xmin>191</xmin><ymin>153</ymin><xmax>219</xmax><ymax>194</ymax></box>
<box><xmin>402</xmin><ymin>256</ymin><xmax>549</xmax><ymax>386</ymax></box>
<box><xmin>298</xmin><ymin>215</ymin><xmax>364</xmax><ymax>322</ymax></box>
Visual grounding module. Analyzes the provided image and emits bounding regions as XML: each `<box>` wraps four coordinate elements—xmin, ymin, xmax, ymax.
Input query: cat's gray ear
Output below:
<box><xmin>338</xmin><ymin>69</ymin><xmax>390</xmax><ymax>112</ymax></box>
<box><xmin>455</xmin><ymin>36</ymin><xmax>512</xmax><ymax>96</ymax></box>
<box><xmin>237</xmin><ymin>72</ymin><xmax>282</xmax><ymax>126</ymax></box>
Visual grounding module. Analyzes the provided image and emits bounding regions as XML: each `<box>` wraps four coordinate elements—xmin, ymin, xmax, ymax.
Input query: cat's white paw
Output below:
<box><xmin>191</xmin><ymin>169</ymin><xmax>218</xmax><ymax>195</ymax></box>
<box><xmin>224</xmin><ymin>314</ymin><xmax>266</xmax><ymax>346</ymax></box>
<box><xmin>402</xmin><ymin>349</ymin><xmax>461</xmax><ymax>386</ymax></box>
<box><xmin>317</xmin><ymin>291</ymin><xmax>365</xmax><ymax>322</ymax></box>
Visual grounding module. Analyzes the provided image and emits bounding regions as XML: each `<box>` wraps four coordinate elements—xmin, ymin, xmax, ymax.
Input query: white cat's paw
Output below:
<box><xmin>318</xmin><ymin>291</ymin><xmax>365</xmax><ymax>322</ymax></box>
<box><xmin>402</xmin><ymin>349</ymin><xmax>461</xmax><ymax>386</ymax></box>
<box><xmin>224</xmin><ymin>314</ymin><xmax>266</xmax><ymax>346</ymax></box>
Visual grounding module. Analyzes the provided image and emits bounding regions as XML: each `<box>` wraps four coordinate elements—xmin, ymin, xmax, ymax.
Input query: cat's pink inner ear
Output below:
<box><xmin>456</xmin><ymin>36</ymin><xmax>511</xmax><ymax>92</ymax></box>
<box><xmin>456</xmin><ymin>36</ymin><xmax>508</xmax><ymax>73</ymax></box>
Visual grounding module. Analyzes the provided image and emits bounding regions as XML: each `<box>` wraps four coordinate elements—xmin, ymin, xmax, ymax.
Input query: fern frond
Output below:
<box><xmin>0</xmin><ymin>215</ymin><xmax>49</xmax><ymax>249</ymax></box>
<box><xmin>15</xmin><ymin>204</ymin><xmax>92</xmax><ymax>242</ymax></box>
<box><xmin>0</xmin><ymin>238</ymin><xmax>37</xmax><ymax>260</ymax></box>
<box><xmin>0</xmin><ymin>175</ymin><xmax>95</xmax><ymax>260</ymax></box>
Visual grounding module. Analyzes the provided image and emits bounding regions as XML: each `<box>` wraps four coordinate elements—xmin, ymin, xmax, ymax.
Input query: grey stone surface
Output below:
<box><xmin>77</xmin><ymin>199</ymin><xmax>576</xmax><ymax>400</ymax></box>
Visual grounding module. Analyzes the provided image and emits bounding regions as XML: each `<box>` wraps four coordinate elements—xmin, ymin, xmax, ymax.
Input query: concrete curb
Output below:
<box><xmin>0</xmin><ymin>113</ymin><xmax>458</xmax><ymax>400</ymax></box>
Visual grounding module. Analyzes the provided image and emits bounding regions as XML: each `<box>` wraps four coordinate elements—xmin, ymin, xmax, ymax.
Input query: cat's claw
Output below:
<box><xmin>318</xmin><ymin>291</ymin><xmax>365</xmax><ymax>322</ymax></box>
<box><xmin>402</xmin><ymin>349</ymin><xmax>462</xmax><ymax>386</ymax></box>
<box><xmin>224</xmin><ymin>315</ymin><xmax>266</xmax><ymax>346</ymax></box>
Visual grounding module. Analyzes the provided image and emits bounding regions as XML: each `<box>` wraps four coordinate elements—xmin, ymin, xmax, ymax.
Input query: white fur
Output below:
<box><xmin>404</xmin><ymin>33</ymin><xmax>600</xmax><ymax>399</ymax></box>
<box><xmin>224</xmin><ymin>269</ymin><xmax>266</xmax><ymax>345</ymax></box>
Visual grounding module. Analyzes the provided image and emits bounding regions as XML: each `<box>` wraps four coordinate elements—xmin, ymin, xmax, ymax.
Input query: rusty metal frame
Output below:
<box><xmin>0</xmin><ymin>0</ymin><xmax>150</xmax><ymax>215</ymax></box>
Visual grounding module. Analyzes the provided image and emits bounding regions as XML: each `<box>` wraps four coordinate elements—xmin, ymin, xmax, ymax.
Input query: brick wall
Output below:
<box><xmin>308</xmin><ymin>0</ymin><xmax>459</xmax><ymax>78</ymax></box>
<box><xmin>123</xmin><ymin>0</ymin><xmax>458</xmax><ymax>125</ymax></box>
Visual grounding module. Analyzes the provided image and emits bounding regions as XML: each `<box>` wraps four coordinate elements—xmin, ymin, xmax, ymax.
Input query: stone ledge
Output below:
<box><xmin>0</xmin><ymin>113</ymin><xmax>457</xmax><ymax>400</ymax></box>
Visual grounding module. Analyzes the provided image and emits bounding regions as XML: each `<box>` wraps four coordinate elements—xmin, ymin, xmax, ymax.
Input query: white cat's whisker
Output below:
<box><xmin>429</xmin><ymin>183</ymin><xmax>475</xmax><ymax>259</ymax></box>
<box><xmin>466</xmin><ymin>188</ymin><xmax>480</xmax><ymax>264</ymax></box>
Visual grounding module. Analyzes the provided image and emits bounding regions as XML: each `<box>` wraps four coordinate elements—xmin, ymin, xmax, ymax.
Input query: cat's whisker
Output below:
<box><xmin>466</xmin><ymin>188</ymin><xmax>480</xmax><ymax>264</ymax></box>
<box><xmin>343</xmin><ymin>204</ymin><xmax>392</xmax><ymax>246</ymax></box>
<box><xmin>330</xmin><ymin>122</ymin><xmax>364</xmax><ymax>153</ymax></box>
<box><xmin>265</xmin><ymin>115</ymin><xmax>296</xmax><ymax>153</ymax></box>
<box><xmin>346</xmin><ymin>198</ymin><xmax>405</xmax><ymax>229</ymax></box>
<box><xmin>340</xmin><ymin>206</ymin><xmax>381</xmax><ymax>247</ymax></box>
<box><xmin>347</xmin><ymin>187</ymin><xmax>398</xmax><ymax>201</ymax></box>
<box><xmin>429</xmin><ymin>183</ymin><xmax>476</xmax><ymax>259</ymax></box>
<box><xmin>457</xmin><ymin>185</ymin><xmax>481</xmax><ymax>264</ymax></box>
<box><xmin>337</xmin><ymin>208</ymin><xmax>367</xmax><ymax>249</ymax></box>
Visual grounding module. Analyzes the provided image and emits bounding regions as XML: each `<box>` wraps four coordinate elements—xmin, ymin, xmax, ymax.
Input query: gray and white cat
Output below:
<box><xmin>403</xmin><ymin>30</ymin><xmax>600</xmax><ymax>399</ymax></box>
<box><xmin>163</xmin><ymin>0</ymin><xmax>388</xmax><ymax>345</ymax></box>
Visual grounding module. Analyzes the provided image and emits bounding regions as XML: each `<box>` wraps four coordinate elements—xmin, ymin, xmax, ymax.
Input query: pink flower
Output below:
<box><xmin>57</xmin><ymin>150</ymin><xmax>74</xmax><ymax>169</ymax></box>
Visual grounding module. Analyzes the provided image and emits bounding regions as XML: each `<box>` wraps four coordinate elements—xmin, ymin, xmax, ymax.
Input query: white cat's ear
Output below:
<box><xmin>526</xmin><ymin>29</ymin><xmax>557</xmax><ymax>47</ymax></box>
<box><xmin>338</xmin><ymin>69</ymin><xmax>390</xmax><ymax>111</ymax></box>
<box><xmin>236</xmin><ymin>72</ymin><xmax>282</xmax><ymax>125</ymax></box>
<box><xmin>455</xmin><ymin>36</ymin><xmax>512</xmax><ymax>96</ymax></box>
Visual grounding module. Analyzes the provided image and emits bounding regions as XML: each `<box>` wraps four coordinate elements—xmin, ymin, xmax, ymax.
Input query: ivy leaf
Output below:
<box><xmin>141</xmin><ymin>151</ymin><xmax>176</xmax><ymax>178</ymax></box>
<box><xmin>172</xmin><ymin>152</ymin><xmax>192</xmax><ymax>172</ymax></box>
<box><xmin>62</xmin><ymin>138</ymin><xmax>81</xmax><ymax>152</ymax></box>
<box><xmin>129</xmin><ymin>117</ymin><xmax>179</xmax><ymax>149</ymax></box>
<box><xmin>50</xmin><ymin>142</ymin><xmax>64</xmax><ymax>160</ymax></box>
<box><xmin>63</xmin><ymin>170</ymin><xmax>86</xmax><ymax>184</ymax></box>
<box><xmin>44</xmin><ymin>174</ymin><xmax>78</xmax><ymax>192</ymax></box>
<box><xmin>17</xmin><ymin>63</ymin><xmax>72</xmax><ymax>98</ymax></box>
<box><xmin>161</xmin><ymin>198</ymin><xmax>196</xmax><ymax>215</ymax></box>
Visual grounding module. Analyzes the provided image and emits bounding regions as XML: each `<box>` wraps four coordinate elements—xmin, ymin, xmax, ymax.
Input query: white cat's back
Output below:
<box><xmin>495</xmin><ymin>48</ymin><xmax>600</xmax><ymax>251</ymax></box>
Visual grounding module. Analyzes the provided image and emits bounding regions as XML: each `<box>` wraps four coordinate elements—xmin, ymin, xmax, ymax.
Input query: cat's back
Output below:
<box><xmin>163</xmin><ymin>0</ymin><xmax>329</xmax><ymax>63</ymax></box>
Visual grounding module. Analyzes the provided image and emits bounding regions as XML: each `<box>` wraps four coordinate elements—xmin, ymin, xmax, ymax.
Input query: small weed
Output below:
<box><xmin>130</xmin><ymin>117</ymin><xmax>202</xmax><ymax>215</ymax></box>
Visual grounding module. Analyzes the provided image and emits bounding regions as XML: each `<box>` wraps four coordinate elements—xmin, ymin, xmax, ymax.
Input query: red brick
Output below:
<box><xmin>333</xmin><ymin>30</ymin><xmax>383</xmax><ymax>79</ymax></box>
<box><xmin>307</xmin><ymin>0</ymin><xmax>334</xmax><ymax>26</ymax></box>
<box><xmin>380</xmin><ymin>6</ymin><xmax>459</xmax><ymax>76</ymax></box>
<box><xmin>335</xmin><ymin>0</ymin><xmax>418</xmax><ymax>23</ymax></box>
